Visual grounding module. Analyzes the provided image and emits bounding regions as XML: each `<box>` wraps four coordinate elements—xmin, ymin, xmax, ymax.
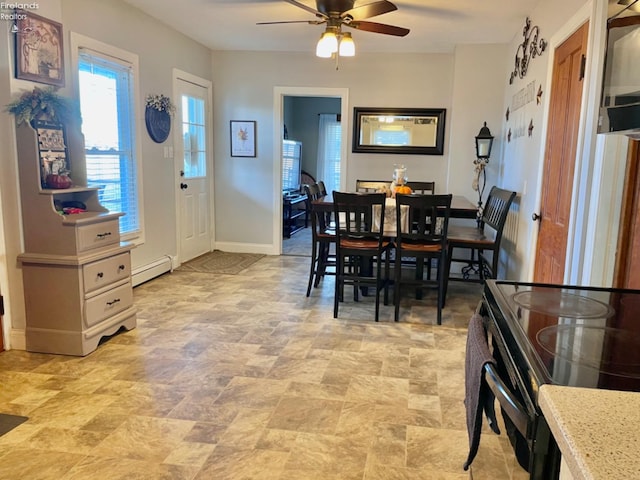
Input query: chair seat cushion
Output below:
<box><xmin>340</xmin><ymin>238</ymin><xmax>391</xmax><ymax>249</ymax></box>
<box><xmin>447</xmin><ymin>225</ymin><xmax>496</xmax><ymax>247</ymax></box>
<box><xmin>399</xmin><ymin>243</ymin><xmax>442</xmax><ymax>253</ymax></box>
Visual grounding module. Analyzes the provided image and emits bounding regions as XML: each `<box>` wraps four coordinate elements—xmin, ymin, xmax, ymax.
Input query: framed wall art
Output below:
<box><xmin>33</xmin><ymin>120</ymin><xmax>69</xmax><ymax>187</ymax></box>
<box><xmin>230</xmin><ymin>120</ymin><xmax>256</xmax><ymax>157</ymax></box>
<box><xmin>14</xmin><ymin>10</ymin><xmax>65</xmax><ymax>87</ymax></box>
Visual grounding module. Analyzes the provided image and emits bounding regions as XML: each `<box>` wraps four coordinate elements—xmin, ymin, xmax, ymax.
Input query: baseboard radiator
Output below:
<box><xmin>132</xmin><ymin>256</ymin><xmax>173</xmax><ymax>287</ymax></box>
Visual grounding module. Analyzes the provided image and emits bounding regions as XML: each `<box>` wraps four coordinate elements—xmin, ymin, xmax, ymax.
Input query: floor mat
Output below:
<box><xmin>176</xmin><ymin>250</ymin><xmax>265</xmax><ymax>275</ymax></box>
<box><xmin>0</xmin><ymin>414</ymin><xmax>28</xmax><ymax>436</ymax></box>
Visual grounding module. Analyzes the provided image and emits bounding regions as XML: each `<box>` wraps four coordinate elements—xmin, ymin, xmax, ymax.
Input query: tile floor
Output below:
<box><xmin>0</xmin><ymin>250</ymin><xmax>528</xmax><ymax>479</ymax></box>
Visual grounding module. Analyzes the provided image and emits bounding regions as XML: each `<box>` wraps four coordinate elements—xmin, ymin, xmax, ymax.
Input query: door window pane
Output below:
<box><xmin>182</xmin><ymin>95</ymin><xmax>206</xmax><ymax>179</ymax></box>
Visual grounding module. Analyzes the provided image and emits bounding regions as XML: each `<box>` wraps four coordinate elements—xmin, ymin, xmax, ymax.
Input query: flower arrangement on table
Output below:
<box><xmin>145</xmin><ymin>94</ymin><xmax>175</xmax><ymax>115</ymax></box>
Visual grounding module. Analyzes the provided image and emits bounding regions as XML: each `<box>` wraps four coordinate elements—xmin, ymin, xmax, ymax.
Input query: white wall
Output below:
<box><xmin>211</xmin><ymin>50</ymin><xmax>458</xmax><ymax>249</ymax></box>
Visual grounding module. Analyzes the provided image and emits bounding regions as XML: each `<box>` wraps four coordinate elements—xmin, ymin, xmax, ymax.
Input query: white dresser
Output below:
<box><xmin>16</xmin><ymin>120</ymin><xmax>136</xmax><ymax>356</ymax></box>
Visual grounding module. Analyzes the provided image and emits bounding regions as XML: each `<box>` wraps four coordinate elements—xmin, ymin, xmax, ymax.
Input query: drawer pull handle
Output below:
<box><xmin>118</xmin><ymin>265</ymin><xmax>125</xmax><ymax>271</ymax></box>
<box><xmin>96</xmin><ymin>232</ymin><xmax>112</xmax><ymax>239</ymax></box>
<box><xmin>106</xmin><ymin>298</ymin><xmax>121</xmax><ymax>306</ymax></box>
<box><xmin>97</xmin><ymin>272</ymin><xmax>104</xmax><ymax>278</ymax></box>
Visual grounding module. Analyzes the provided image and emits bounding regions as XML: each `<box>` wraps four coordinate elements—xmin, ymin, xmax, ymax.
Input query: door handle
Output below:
<box><xmin>180</xmin><ymin>183</ymin><xmax>188</xmax><ymax>190</ymax></box>
<box><xmin>531</xmin><ymin>212</ymin><xmax>540</xmax><ymax>221</ymax></box>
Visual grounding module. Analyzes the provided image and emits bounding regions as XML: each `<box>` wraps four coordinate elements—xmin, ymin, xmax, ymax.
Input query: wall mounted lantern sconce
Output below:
<box><xmin>473</xmin><ymin>122</ymin><xmax>494</xmax><ymax>226</ymax></box>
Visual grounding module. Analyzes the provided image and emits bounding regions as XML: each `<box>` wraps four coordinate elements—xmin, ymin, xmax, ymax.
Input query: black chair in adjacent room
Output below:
<box><xmin>303</xmin><ymin>183</ymin><xmax>322</xmax><ymax>228</ymax></box>
<box><xmin>393</xmin><ymin>193</ymin><xmax>452</xmax><ymax>324</ymax></box>
<box><xmin>446</xmin><ymin>186</ymin><xmax>517</xmax><ymax>287</ymax></box>
<box><xmin>305</xmin><ymin>200</ymin><xmax>336</xmax><ymax>297</ymax></box>
<box><xmin>318</xmin><ymin>180</ymin><xmax>328</xmax><ymax>197</ymax></box>
<box><xmin>332</xmin><ymin>191</ymin><xmax>393</xmax><ymax>322</ymax></box>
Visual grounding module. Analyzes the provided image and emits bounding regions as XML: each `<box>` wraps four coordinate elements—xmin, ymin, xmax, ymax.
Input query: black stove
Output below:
<box><xmin>480</xmin><ymin>280</ymin><xmax>640</xmax><ymax>479</ymax></box>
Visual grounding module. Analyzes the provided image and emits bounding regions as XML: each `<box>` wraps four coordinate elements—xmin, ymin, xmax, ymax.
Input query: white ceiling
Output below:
<box><xmin>120</xmin><ymin>0</ymin><xmax>546</xmax><ymax>54</ymax></box>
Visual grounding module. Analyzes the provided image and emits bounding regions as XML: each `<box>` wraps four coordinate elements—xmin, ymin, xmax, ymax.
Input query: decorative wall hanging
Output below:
<box><xmin>14</xmin><ymin>10</ymin><xmax>65</xmax><ymax>87</ymax></box>
<box><xmin>145</xmin><ymin>94</ymin><xmax>174</xmax><ymax>143</ymax></box>
<box><xmin>509</xmin><ymin>17</ymin><xmax>547</xmax><ymax>85</ymax></box>
<box><xmin>537</xmin><ymin>84</ymin><xmax>543</xmax><ymax>105</ymax></box>
<box><xmin>230</xmin><ymin>120</ymin><xmax>256</xmax><ymax>157</ymax></box>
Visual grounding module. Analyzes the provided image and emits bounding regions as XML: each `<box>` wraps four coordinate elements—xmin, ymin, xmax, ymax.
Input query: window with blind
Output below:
<box><xmin>77</xmin><ymin>49</ymin><xmax>140</xmax><ymax>237</ymax></box>
<box><xmin>317</xmin><ymin>114</ymin><xmax>341</xmax><ymax>196</ymax></box>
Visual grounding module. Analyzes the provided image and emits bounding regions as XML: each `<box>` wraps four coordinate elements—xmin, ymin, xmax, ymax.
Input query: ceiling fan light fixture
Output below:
<box><xmin>339</xmin><ymin>32</ymin><xmax>355</xmax><ymax>57</ymax></box>
<box><xmin>316</xmin><ymin>28</ymin><xmax>338</xmax><ymax>57</ymax></box>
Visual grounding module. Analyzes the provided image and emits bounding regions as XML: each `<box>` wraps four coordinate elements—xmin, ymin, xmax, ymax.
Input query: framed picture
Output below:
<box><xmin>230</xmin><ymin>120</ymin><xmax>256</xmax><ymax>157</ymax></box>
<box><xmin>14</xmin><ymin>10</ymin><xmax>65</xmax><ymax>87</ymax></box>
<box><xmin>34</xmin><ymin>120</ymin><xmax>68</xmax><ymax>187</ymax></box>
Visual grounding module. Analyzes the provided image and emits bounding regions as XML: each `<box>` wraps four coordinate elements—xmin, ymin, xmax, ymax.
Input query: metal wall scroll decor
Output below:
<box><xmin>509</xmin><ymin>17</ymin><xmax>547</xmax><ymax>85</ymax></box>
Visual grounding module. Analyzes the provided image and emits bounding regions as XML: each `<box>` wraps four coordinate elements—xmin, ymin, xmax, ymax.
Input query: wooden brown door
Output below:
<box><xmin>533</xmin><ymin>22</ymin><xmax>589</xmax><ymax>284</ymax></box>
<box><xmin>614</xmin><ymin>140</ymin><xmax>640</xmax><ymax>289</ymax></box>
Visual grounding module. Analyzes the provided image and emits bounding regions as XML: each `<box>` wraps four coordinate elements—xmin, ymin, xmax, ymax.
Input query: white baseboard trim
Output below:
<box><xmin>214</xmin><ymin>242</ymin><xmax>277</xmax><ymax>256</ymax></box>
<box><xmin>132</xmin><ymin>256</ymin><xmax>173</xmax><ymax>286</ymax></box>
<box><xmin>9</xmin><ymin>328</ymin><xmax>26</xmax><ymax>351</ymax></box>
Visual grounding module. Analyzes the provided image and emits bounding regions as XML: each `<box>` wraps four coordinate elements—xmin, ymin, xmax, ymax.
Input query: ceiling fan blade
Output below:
<box><xmin>283</xmin><ymin>0</ymin><xmax>327</xmax><ymax>18</ymax></box>
<box><xmin>348</xmin><ymin>20</ymin><xmax>409</xmax><ymax>37</ymax></box>
<box><xmin>342</xmin><ymin>1</ymin><xmax>397</xmax><ymax>21</ymax></box>
<box><xmin>257</xmin><ymin>19</ymin><xmax>325</xmax><ymax>25</ymax></box>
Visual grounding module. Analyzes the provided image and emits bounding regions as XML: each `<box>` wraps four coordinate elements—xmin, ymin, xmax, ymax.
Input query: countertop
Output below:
<box><xmin>538</xmin><ymin>384</ymin><xmax>640</xmax><ymax>480</ymax></box>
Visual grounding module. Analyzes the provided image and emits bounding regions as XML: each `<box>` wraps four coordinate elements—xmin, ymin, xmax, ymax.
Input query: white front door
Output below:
<box><xmin>175</xmin><ymin>74</ymin><xmax>212</xmax><ymax>262</ymax></box>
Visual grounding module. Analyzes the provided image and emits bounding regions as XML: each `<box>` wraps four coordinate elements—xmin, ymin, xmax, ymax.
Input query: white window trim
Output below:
<box><xmin>69</xmin><ymin>32</ymin><xmax>145</xmax><ymax>245</ymax></box>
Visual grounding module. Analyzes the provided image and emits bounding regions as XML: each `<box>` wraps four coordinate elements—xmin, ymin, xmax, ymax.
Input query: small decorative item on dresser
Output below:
<box><xmin>145</xmin><ymin>94</ymin><xmax>175</xmax><ymax>143</ymax></box>
<box><xmin>45</xmin><ymin>172</ymin><xmax>72</xmax><ymax>189</ymax></box>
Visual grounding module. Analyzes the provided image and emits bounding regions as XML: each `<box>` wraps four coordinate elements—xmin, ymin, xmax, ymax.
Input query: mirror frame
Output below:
<box><xmin>352</xmin><ymin>107</ymin><xmax>446</xmax><ymax>155</ymax></box>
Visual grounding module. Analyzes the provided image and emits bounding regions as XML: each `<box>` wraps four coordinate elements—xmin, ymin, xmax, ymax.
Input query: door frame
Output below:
<box><xmin>172</xmin><ymin>69</ymin><xmax>215</xmax><ymax>266</ymax></box>
<box><xmin>529</xmin><ymin>1</ymin><xmax>607</xmax><ymax>283</ymax></box>
<box><xmin>272</xmin><ymin>86</ymin><xmax>349</xmax><ymax>255</ymax></box>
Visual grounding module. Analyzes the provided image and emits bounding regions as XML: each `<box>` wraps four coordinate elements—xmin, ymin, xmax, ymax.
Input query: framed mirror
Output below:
<box><xmin>352</xmin><ymin>107</ymin><xmax>446</xmax><ymax>155</ymax></box>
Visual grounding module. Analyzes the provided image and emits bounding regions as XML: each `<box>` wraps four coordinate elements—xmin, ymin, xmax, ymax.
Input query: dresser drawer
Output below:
<box><xmin>84</xmin><ymin>282</ymin><xmax>133</xmax><ymax>328</ymax></box>
<box><xmin>77</xmin><ymin>219</ymin><xmax>120</xmax><ymax>252</ymax></box>
<box><xmin>83</xmin><ymin>253</ymin><xmax>131</xmax><ymax>294</ymax></box>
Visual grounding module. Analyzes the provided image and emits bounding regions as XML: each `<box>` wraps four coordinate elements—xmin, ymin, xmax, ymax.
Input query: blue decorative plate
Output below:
<box><xmin>145</xmin><ymin>106</ymin><xmax>171</xmax><ymax>143</ymax></box>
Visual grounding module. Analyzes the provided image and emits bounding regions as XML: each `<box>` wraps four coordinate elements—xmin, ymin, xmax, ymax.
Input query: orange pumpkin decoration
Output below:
<box><xmin>394</xmin><ymin>185</ymin><xmax>412</xmax><ymax>195</ymax></box>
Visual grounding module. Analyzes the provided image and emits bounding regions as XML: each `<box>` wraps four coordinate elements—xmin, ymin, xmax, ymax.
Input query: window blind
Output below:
<box><xmin>78</xmin><ymin>49</ymin><xmax>139</xmax><ymax>236</ymax></box>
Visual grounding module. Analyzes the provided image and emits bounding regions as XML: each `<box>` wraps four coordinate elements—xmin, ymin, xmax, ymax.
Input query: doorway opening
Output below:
<box><xmin>273</xmin><ymin>87</ymin><xmax>349</xmax><ymax>256</ymax></box>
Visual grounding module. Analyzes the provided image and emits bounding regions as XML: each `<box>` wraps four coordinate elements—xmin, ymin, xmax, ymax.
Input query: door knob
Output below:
<box><xmin>532</xmin><ymin>212</ymin><xmax>541</xmax><ymax>221</ymax></box>
<box><xmin>180</xmin><ymin>183</ymin><xmax>188</xmax><ymax>190</ymax></box>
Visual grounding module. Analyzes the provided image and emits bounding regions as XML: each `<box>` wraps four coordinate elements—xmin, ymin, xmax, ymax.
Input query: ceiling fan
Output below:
<box><xmin>258</xmin><ymin>0</ymin><xmax>410</xmax><ymax>58</ymax></box>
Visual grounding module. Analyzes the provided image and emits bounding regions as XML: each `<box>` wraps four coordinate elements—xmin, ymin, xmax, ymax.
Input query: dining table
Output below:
<box><xmin>313</xmin><ymin>194</ymin><xmax>477</xmax><ymax>220</ymax></box>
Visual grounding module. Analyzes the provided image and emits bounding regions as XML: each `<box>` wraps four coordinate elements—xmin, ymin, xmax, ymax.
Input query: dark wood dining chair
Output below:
<box><xmin>393</xmin><ymin>193</ymin><xmax>452</xmax><ymax>324</ymax></box>
<box><xmin>333</xmin><ymin>191</ymin><xmax>393</xmax><ymax>321</ymax></box>
<box><xmin>406</xmin><ymin>181</ymin><xmax>436</xmax><ymax>194</ymax></box>
<box><xmin>446</xmin><ymin>186</ymin><xmax>516</xmax><ymax>287</ymax></box>
<box><xmin>305</xmin><ymin>201</ymin><xmax>336</xmax><ymax>297</ymax></box>
<box><xmin>355</xmin><ymin>180</ymin><xmax>390</xmax><ymax>193</ymax></box>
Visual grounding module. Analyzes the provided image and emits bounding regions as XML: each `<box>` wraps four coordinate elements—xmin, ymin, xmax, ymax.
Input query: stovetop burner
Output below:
<box><xmin>537</xmin><ymin>325</ymin><xmax>640</xmax><ymax>378</ymax></box>
<box><xmin>512</xmin><ymin>290</ymin><xmax>614</xmax><ymax>319</ymax></box>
